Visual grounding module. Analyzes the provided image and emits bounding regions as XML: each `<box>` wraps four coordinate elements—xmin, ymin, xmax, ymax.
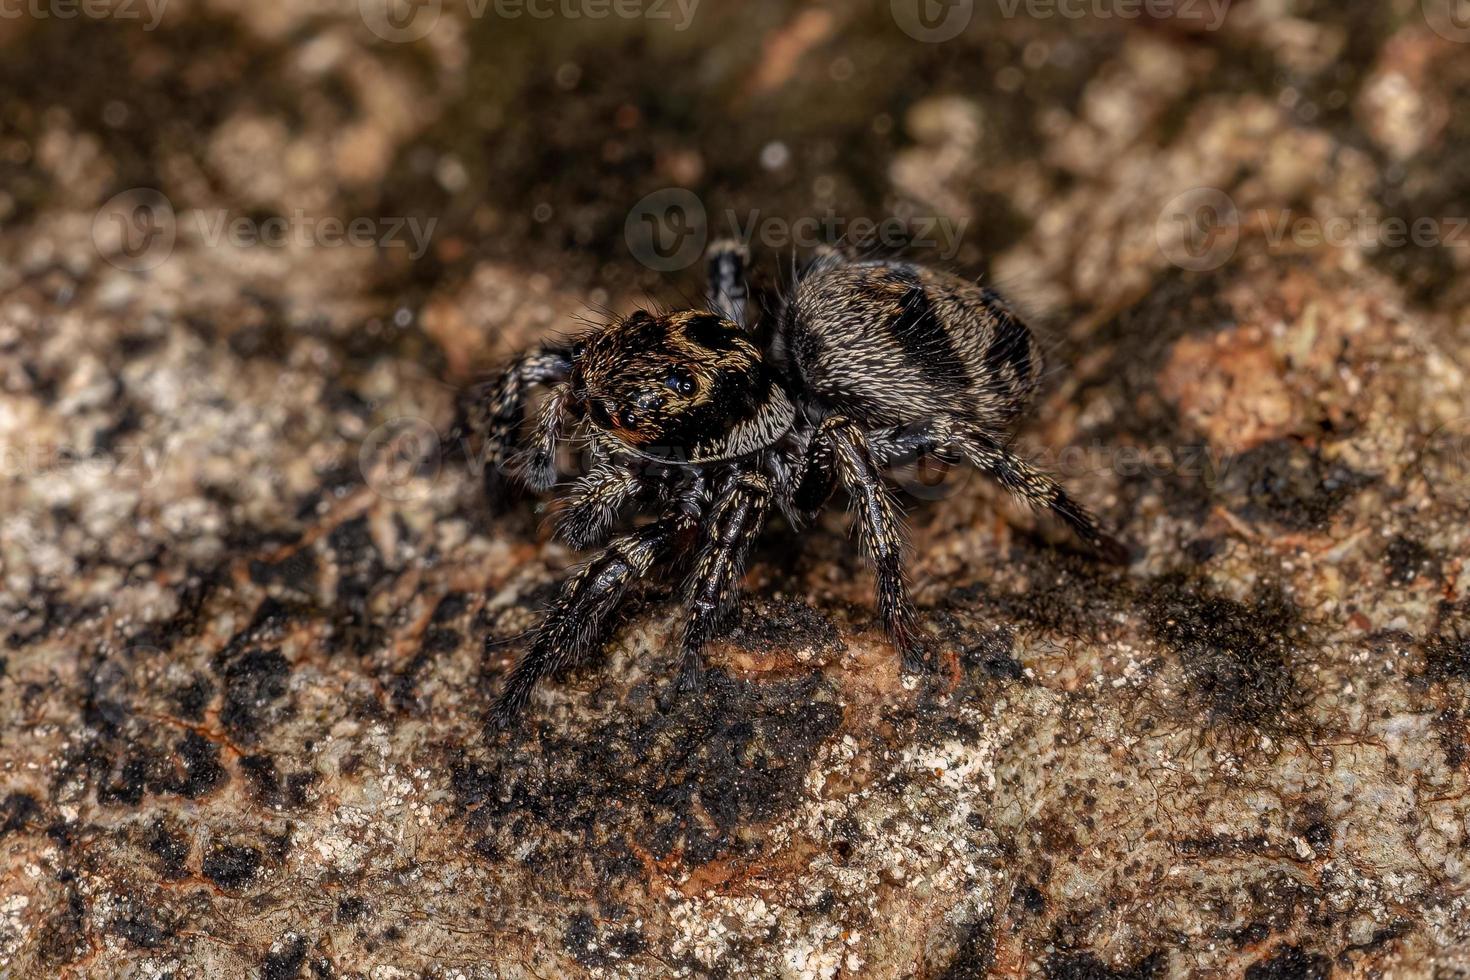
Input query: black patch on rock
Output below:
<box><xmin>722</xmin><ymin>596</ymin><xmax>842</xmax><ymax>655</ymax></box>
<box><xmin>98</xmin><ymin>752</ymin><xmax>150</xmax><ymax>807</ymax></box>
<box><xmin>169</xmin><ymin>730</ymin><xmax>228</xmax><ymax>798</ymax></box>
<box><xmin>960</xmin><ymin>626</ymin><xmax>1024</xmax><ymax>679</ymax></box>
<box><xmin>219</xmin><ymin>648</ymin><xmax>291</xmax><ymax>740</ymax></box>
<box><xmin>1</xmin><ymin>791</ymin><xmax>41</xmax><ymax>836</ymax></box>
<box><xmin>947</xmin><ymin>548</ymin><xmax>1129</xmax><ymax>639</ymax></box>
<box><xmin>325</xmin><ymin>517</ymin><xmax>390</xmax><ymax>657</ymax></box>
<box><xmin>1227</xmin><ymin>440</ymin><xmax>1372</xmax><ymax>531</ymax></box>
<box><xmin>1244</xmin><ymin>945</ymin><xmax>1330</xmax><ymax>980</ymax></box>
<box><xmin>564</xmin><ymin>911</ymin><xmax>605</xmax><ymax>967</ymax></box>
<box><xmin>262</xmin><ymin>934</ymin><xmax>309</xmax><ymax>980</ymax></box>
<box><xmin>1423</xmin><ymin>623</ymin><xmax>1470</xmax><ymax>681</ymax></box>
<box><xmin>1043</xmin><ymin>950</ymin><xmax>1164</xmax><ymax>980</ymax></box>
<box><xmin>432</xmin><ymin>592</ymin><xmax>470</xmax><ymax>624</ymax></box>
<box><xmin>109</xmin><ymin>905</ymin><xmax>167</xmax><ymax>949</ymax></box>
<box><xmin>240</xmin><ymin>754</ymin><xmax>284</xmax><ymax>806</ymax></box>
<box><xmin>36</xmin><ymin>888</ymin><xmax>87</xmax><ymax>965</ymax></box>
<box><xmin>1384</xmin><ymin>535</ymin><xmax>1438</xmax><ymax>587</ymax></box>
<box><xmin>939</xmin><ymin>916</ymin><xmax>995</xmax><ymax>979</ymax></box>
<box><xmin>1145</xmin><ymin>574</ymin><xmax>1306</xmax><ymax>731</ymax></box>
<box><xmin>454</xmin><ymin>671</ymin><xmax>840</xmax><ymax>894</ymax></box>
<box><xmin>249</xmin><ymin>548</ymin><xmax>320</xmax><ymax>594</ymax></box>
<box><xmin>172</xmin><ymin>674</ymin><xmax>214</xmax><ymax>720</ymax></box>
<box><xmin>147</xmin><ymin>819</ymin><xmax>190</xmax><ymax>879</ymax></box>
<box><xmin>337</xmin><ymin>897</ymin><xmax>368</xmax><ymax>922</ymax></box>
<box><xmin>202</xmin><ymin>842</ymin><xmax>262</xmax><ymax>890</ymax></box>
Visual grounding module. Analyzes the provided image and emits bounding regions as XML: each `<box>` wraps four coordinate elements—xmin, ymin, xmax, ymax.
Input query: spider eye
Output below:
<box><xmin>664</xmin><ymin>369</ymin><xmax>696</xmax><ymax>396</ymax></box>
<box><xmin>570</xmin><ymin>342</ymin><xmax>588</xmax><ymax>361</ymax></box>
<box><xmin>619</xmin><ymin>408</ymin><xmax>640</xmax><ymax>430</ymax></box>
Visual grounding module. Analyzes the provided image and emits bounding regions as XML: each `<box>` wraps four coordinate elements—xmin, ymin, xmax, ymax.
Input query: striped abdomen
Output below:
<box><xmin>784</xmin><ymin>262</ymin><xmax>1042</xmax><ymax>431</ymax></box>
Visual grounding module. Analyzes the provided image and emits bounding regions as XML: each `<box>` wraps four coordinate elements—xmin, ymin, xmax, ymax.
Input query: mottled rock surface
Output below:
<box><xmin>2</xmin><ymin>2</ymin><xmax>1469</xmax><ymax>977</ymax></box>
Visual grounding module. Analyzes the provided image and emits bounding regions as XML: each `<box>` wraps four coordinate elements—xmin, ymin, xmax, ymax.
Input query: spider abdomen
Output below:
<box><xmin>784</xmin><ymin>261</ymin><xmax>1042</xmax><ymax>431</ymax></box>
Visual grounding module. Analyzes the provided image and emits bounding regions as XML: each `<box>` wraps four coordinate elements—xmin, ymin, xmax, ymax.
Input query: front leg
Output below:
<box><xmin>490</xmin><ymin>504</ymin><xmax>697</xmax><ymax>729</ymax></box>
<box><xmin>820</xmin><ymin>417</ymin><xmax>931</xmax><ymax>671</ymax></box>
<box><xmin>456</xmin><ymin>346</ymin><xmax>572</xmax><ymax>507</ymax></box>
<box><xmin>674</xmin><ymin>470</ymin><xmax>772</xmax><ymax>693</ymax></box>
<box><xmin>554</xmin><ymin>461</ymin><xmax>647</xmax><ymax>550</ymax></box>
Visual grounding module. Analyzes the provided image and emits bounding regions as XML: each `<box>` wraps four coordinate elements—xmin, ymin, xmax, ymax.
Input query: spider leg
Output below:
<box><xmin>457</xmin><ymin>346</ymin><xmax>572</xmax><ymax>507</ymax></box>
<box><xmin>819</xmin><ymin>417</ymin><xmax>932</xmax><ymax>671</ymax></box>
<box><xmin>511</xmin><ymin>383</ymin><xmax>571</xmax><ymax>491</ymax></box>
<box><xmin>490</xmin><ymin>496</ymin><xmax>700</xmax><ymax>729</ymax></box>
<box><xmin>870</xmin><ymin>421</ymin><xmax>1128</xmax><ymax>563</ymax></box>
<box><xmin>674</xmin><ymin>471</ymin><xmax>772</xmax><ymax>693</ymax></box>
<box><xmin>955</xmin><ymin>432</ymin><xmax>1129</xmax><ymax>563</ymax></box>
<box><xmin>555</xmin><ymin>460</ymin><xmax>646</xmax><ymax>550</ymax></box>
<box><xmin>705</xmin><ymin>239</ymin><xmax>750</xmax><ymax>328</ymax></box>
<box><xmin>790</xmin><ymin>434</ymin><xmax>837</xmax><ymax>527</ymax></box>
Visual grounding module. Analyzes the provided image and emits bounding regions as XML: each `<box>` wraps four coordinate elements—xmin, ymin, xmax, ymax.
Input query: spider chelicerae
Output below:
<box><xmin>464</xmin><ymin>241</ymin><xmax>1127</xmax><ymax>727</ymax></box>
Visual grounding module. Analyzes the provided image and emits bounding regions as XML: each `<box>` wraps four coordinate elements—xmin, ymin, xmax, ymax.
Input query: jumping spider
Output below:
<box><xmin>466</xmin><ymin>241</ymin><xmax>1127</xmax><ymax>727</ymax></box>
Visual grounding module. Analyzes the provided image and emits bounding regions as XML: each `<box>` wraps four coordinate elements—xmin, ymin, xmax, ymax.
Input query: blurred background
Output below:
<box><xmin>3</xmin><ymin>0</ymin><xmax>1470</xmax><ymax>976</ymax></box>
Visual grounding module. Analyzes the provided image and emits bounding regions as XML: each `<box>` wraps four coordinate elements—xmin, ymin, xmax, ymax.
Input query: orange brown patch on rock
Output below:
<box><xmin>1158</xmin><ymin>326</ymin><xmax>1298</xmax><ymax>454</ymax></box>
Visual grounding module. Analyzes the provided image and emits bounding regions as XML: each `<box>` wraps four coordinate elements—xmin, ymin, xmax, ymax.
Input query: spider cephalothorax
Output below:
<box><xmin>569</xmin><ymin>309</ymin><xmax>795</xmax><ymax>463</ymax></box>
<box><xmin>463</xmin><ymin>241</ymin><xmax>1128</xmax><ymax>727</ymax></box>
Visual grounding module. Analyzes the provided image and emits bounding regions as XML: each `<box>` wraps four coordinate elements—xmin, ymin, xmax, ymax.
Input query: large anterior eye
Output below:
<box><xmin>664</xmin><ymin>368</ymin><xmax>696</xmax><ymax>396</ymax></box>
<box><xmin>570</xmin><ymin>341</ymin><xmax>588</xmax><ymax>361</ymax></box>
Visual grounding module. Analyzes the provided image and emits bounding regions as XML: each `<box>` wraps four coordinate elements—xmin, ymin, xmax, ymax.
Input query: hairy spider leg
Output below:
<box><xmin>819</xmin><ymin>416</ymin><xmax>932</xmax><ymax>672</ymax></box>
<box><xmin>674</xmin><ymin>470</ymin><xmax>772</xmax><ymax>692</ymax></box>
<box><xmin>868</xmin><ymin>421</ymin><xmax>1129</xmax><ymax>564</ymax></box>
<box><xmin>459</xmin><ymin>346</ymin><xmax>573</xmax><ymax>508</ymax></box>
<box><xmin>705</xmin><ymin>239</ymin><xmax>751</xmax><ymax>328</ymax></box>
<box><xmin>490</xmin><ymin>504</ymin><xmax>698</xmax><ymax>729</ymax></box>
<box><xmin>555</xmin><ymin>461</ymin><xmax>647</xmax><ymax>550</ymax></box>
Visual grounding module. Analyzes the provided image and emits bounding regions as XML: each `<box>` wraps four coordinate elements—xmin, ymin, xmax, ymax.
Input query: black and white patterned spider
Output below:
<box><xmin>465</xmin><ymin>241</ymin><xmax>1127</xmax><ymax>727</ymax></box>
